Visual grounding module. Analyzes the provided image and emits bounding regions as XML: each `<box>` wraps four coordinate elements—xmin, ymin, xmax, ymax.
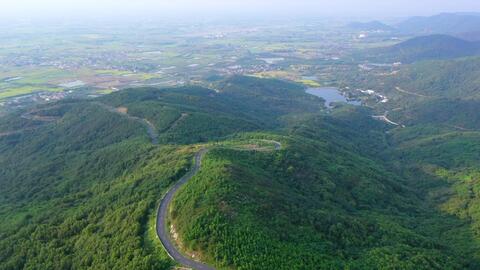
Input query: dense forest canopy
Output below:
<box><xmin>1</xmin><ymin>32</ymin><xmax>480</xmax><ymax>269</ymax></box>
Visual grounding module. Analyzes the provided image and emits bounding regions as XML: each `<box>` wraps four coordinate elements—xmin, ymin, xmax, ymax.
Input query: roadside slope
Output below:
<box><xmin>169</xmin><ymin>111</ymin><xmax>479</xmax><ymax>269</ymax></box>
<box><xmin>156</xmin><ymin>149</ymin><xmax>215</xmax><ymax>270</ymax></box>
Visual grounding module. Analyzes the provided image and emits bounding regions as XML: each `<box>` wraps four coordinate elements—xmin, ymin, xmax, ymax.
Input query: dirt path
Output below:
<box><xmin>372</xmin><ymin>111</ymin><xmax>405</xmax><ymax>127</ymax></box>
<box><xmin>94</xmin><ymin>102</ymin><xmax>159</xmax><ymax>144</ymax></box>
<box><xmin>395</xmin><ymin>87</ymin><xmax>432</xmax><ymax>98</ymax></box>
<box><xmin>0</xmin><ymin>130</ymin><xmax>22</xmax><ymax>137</ymax></box>
<box><xmin>163</xmin><ymin>113</ymin><xmax>189</xmax><ymax>133</ymax></box>
<box><xmin>21</xmin><ymin>113</ymin><xmax>59</xmax><ymax>122</ymax></box>
<box><xmin>446</xmin><ymin>124</ymin><xmax>477</xmax><ymax>132</ymax></box>
<box><xmin>1</xmin><ymin>109</ymin><xmax>61</xmax><ymax>138</ymax></box>
<box><xmin>261</xmin><ymin>139</ymin><xmax>282</xmax><ymax>150</ymax></box>
<box><xmin>20</xmin><ymin>105</ymin><xmax>64</xmax><ymax>122</ymax></box>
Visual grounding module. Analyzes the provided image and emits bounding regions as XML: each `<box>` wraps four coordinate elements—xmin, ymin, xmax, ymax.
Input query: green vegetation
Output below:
<box><xmin>98</xmin><ymin>76</ymin><xmax>323</xmax><ymax>144</ymax></box>
<box><xmin>170</xmin><ymin>111</ymin><xmax>480</xmax><ymax>269</ymax></box>
<box><xmin>0</xmin><ymin>86</ymin><xmax>63</xmax><ymax>99</ymax></box>
<box><xmin>365</xmin><ymin>35</ymin><xmax>480</xmax><ymax>63</ymax></box>
<box><xmin>0</xmin><ymin>76</ymin><xmax>322</xmax><ymax>269</ymax></box>
<box><xmin>388</xmin><ymin>57</ymin><xmax>480</xmax><ymax>99</ymax></box>
<box><xmin>336</xmin><ymin>56</ymin><xmax>480</xmax><ymax>111</ymax></box>
<box><xmin>396</xmin><ymin>13</ymin><xmax>480</xmax><ymax>35</ymax></box>
<box><xmin>1</xmin><ymin>75</ymin><xmax>480</xmax><ymax>269</ymax></box>
<box><xmin>389</xmin><ymin>99</ymin><xmax>480</xmax><ymax>130</ymax></box>
<box><xmin>0</xmin><ymin>100</ymin><xmax>200</xmax><ymax>269</ymax></box>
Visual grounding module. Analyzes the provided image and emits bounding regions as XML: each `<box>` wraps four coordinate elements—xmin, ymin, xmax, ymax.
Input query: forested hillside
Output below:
<box><xmin>0</xmin><ymin>101</ymin><xmax>190</xmax><ymax>269</ymax></box>
<box><xmin>368</xmin><ymin>35</ymin><xmax>480</xmax><ymax>63</ymax></box>
<box><xmin>1</xmin><ymin>76</ymin><xmax>480</xmax><ymax>270</ymax></box>
<box><xmin>388</xmin><ymin>99</ymin><xmax>480</xmax><ymax>130</ymax></box>
<box><xmin>170</xmin><ymin>107</ymin><xmax>480</xmax><ymax>269</ymax></box>
<box><xmin>337</xmin><ymin>56</ymin><xmax>480</xmax><ymax>113</ymax></box>
<box><xmin>386</xmin><ymin>57</ymin><xmax>480</xmax><ymax>99</ymax></box>
<box><xmin>0</xmin><ymin>76</ymin><xmax>323</xmax><ymax>269</ymax></box>
<box><xmin>396</xmin><ymin>13</ymin><xmax>480</xmax><ymax>34</ymax></box>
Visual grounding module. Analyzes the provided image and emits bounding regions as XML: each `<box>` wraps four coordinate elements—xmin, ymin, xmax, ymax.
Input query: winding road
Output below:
<box><xmin>0</xmin><ymin>109</ymin><xmax>60</xmax><ymax>138</ymax></box>
<box><xmin>394</xmin><ymin>86</ymin><xmax>431</xmax><ymax>98</ymax></box>
<box><xmin>156</xmin><ymin>148</ymin><xmax>215</xmax><ymax>270</ymax></box>
<box><xmin>94</xmin><ymin>102</ymin><xmax>159</xmax><ymax>144</ymax></box>
<box><xmin>162</xmin><ymin>113</ymin><xmax>189</xmax><ymax>134</ymax></box>
<box><xmin>262</xmin><ymin>140</ymin><xmax>282</xmax><ymax>150</ymax></box>
<box><xmin>372</xmin><ymin>111</ymin><xmax>405</xmax><ymax>127</ymax></box>
<box><xmin>156</xmin><ymin>140</ymin><xmax>282</xmax><ymax>270</ymax></box>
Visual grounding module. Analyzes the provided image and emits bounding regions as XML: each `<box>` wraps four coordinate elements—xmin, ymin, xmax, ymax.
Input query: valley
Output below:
<box><xmin>1</xmin><ymin>10</ymin><xmax>480</xmax><ymax>270</ymax></box>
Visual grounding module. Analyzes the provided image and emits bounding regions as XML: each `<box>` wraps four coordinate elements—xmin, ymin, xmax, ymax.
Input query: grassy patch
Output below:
<box><xmin>0</xmin><ymin>86</ymin><xmax>63</xmax><ymax>99</ymax></box>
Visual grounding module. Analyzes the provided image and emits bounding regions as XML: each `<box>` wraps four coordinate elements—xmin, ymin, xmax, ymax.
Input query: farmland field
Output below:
<box><xmin>0</xmin><ymin>19</ymin><xmax>407</xmax><ymax>112</ymax></box>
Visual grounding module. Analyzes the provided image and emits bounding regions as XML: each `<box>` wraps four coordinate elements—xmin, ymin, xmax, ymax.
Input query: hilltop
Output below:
<box><xmin>369</xmin><ymin>35</ymin><xmax>480</xmax><ymax>63</ymax></box>
<box><xmin>386</xmin><ymin>57</ymin><xmax>480</xmax><ymax>99</ymax></box>
<box><xmin>396</xmin><ymin>13</ymin><xmax>480</xmax><ymax>35</ymax></box>
<box><xmin>346</xmin><ymin>20</ymin><xmax>394</xmax><ymax>31</ymax></box>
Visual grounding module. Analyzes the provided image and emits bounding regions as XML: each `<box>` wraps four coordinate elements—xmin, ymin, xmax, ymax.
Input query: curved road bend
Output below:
<box><xmin>94</xmin><ymin>102</ymin><xmax>159</xmax><ymax>144</ymax></box>
<box><xmin>156</xmin><ymin>149</ymin><xmax>215</xmax><ymax>270</ymax></box>
<box><xmin>262</xmin><ymin>140</ymin><xmax>282</xmax><ymax>150</ymax></box>
<box><xmin>156</xmin><ymin>142</ymin><xmax>282</xmax><ymax>270</ymax></box>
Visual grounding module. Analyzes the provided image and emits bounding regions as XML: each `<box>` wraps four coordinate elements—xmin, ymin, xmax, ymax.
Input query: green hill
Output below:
<box><xmin>346</xmin><ymin>21</ymin><xmax>394</xmax><ymax>31</ymax></box>
<box><xmin>370</xmin><ymin>35</ymin><xmax>480</xmax><ymax>63</ymax></box>
<box><xmin>0</xmin><ymin>76</ymin><xmax>324</xmax><ymax>269</ymax></box>
<box><xmin>387</xmin><ymin>57</ymin><xmax>480</xmax><ymax>100</ymax></box>
<box><xmin>170</xmin><ymin>108</ymin><xmax>480</xmax><ymax>269</ymax></box>
<box><xmin>397</xmin><ymin>13</ymin><xmax>480</xmax><ymax>35</ymax></box>
<box><xmin>339</xmin><ymin>57</ymin><xmax>480</xmax><ymax>108</ymax></box>
<box><xmin>1</xmin><ymin>76</ymin><xmax>480</xmax><ymax>269</ymax></box>
<box><xmin>387</xmin><ymin>124</ymin><xmax>480</xmax><ymax>263</ymax></box>
<box><xmin>389</xmin><ymin>99</ymin><xmax>480</xmax><ymax>130</ymax></box>
<box><xmin>0</xmin><ymin>101</ymin><xmax>187</xmax><ymax>269</ymax></box>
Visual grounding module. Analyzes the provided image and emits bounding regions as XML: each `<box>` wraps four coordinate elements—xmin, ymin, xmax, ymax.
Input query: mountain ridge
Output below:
<box><xmin>346</xmin><ymin>20</ymin><xmax>394</xmax><ymax>31</ymax></box>
<box><xmin>397</xmin><ymin>13</ymin><xmax>480</xmax><ymax>34</ymax></box>
<box><xmin>368</xmin><ymin>35</ymin><xmax>480</xmax><ymax>63</ymax></box>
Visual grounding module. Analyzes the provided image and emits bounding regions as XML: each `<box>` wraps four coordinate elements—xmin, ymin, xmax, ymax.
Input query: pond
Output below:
<box><xmin>306</xmin><ymin>87</ymin><xmax>360</xmax><ymax>108</ymax></box>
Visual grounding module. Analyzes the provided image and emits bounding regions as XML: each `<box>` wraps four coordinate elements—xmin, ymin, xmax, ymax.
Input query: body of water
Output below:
<box><xmin>302</xmin><ymin>76</ymin><xmax>318</xmax><ymax>81</ymax></box>
<box><xmin>306</xmin><ymin>87</ymin><xmax>360</xmax><ymax>108</ymax></box>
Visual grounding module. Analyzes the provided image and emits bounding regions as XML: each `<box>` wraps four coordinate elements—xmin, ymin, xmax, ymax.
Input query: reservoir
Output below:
<box><xmin>306</xmin><ymin>87</ymin><xmax>360</xmax><ymax>108</ymax></box>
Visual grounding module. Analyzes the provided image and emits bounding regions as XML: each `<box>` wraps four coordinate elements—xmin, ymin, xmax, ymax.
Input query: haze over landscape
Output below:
<box><xmin>1</xmin><ymin>1</ymin><xmax>480</xmax><ymax>270</ymax></box>
<box><xmin>3</xmin><ymin>0</ymin><xmax>480</xmax><ymax>19</ymax></box>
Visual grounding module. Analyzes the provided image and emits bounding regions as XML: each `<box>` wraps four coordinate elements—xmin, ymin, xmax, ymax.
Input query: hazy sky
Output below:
<box><xmin>3</xmin><ymin>0</ymin><xmax>480</xmax><ymax>20</ymax></box>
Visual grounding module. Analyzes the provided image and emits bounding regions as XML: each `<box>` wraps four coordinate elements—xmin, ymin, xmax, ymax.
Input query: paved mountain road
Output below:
<box><xmin>155</xmin><ymin>141</ymin><xmax>282</xmax><ymax>270</ymax></box>
<box><xmin>156</xmin><ymin>149</ymin><xmax>215</xmax><ymax>270</ymax></box>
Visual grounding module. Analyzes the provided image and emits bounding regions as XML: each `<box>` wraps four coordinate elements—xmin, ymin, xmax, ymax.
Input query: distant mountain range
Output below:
<box><xmin>396</xmin><ymin>13</ymin><xmax>480</xmax><ymax>35</ymax></box>
<box><xmin>347</xmin><ymin>13</ymin><xmax>480</xmax><ymax>36</ymax></box>
<box><xmin>346</xmin><ymin>21</ymin><xmax>394</xmax><ymax>31</ymax></box>
<box><xmin>370</xmin><ymin>35</ymin><xmax>480</xmax><ymax>63</ymax></box>
<box><xmin>454</xmin><ymin>30</ymin><xmax>480</xmax><ymax>42</ymax></box>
